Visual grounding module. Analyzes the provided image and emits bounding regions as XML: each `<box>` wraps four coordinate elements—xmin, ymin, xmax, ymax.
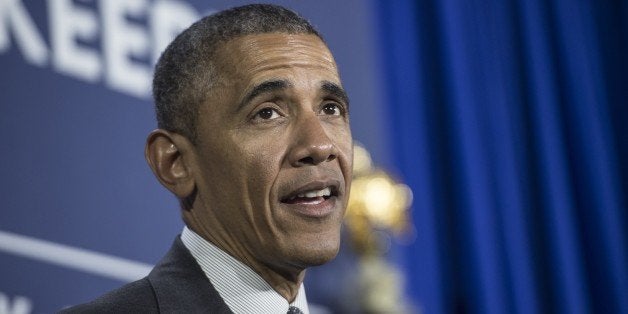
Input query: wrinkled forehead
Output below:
<box><xmin>213</xmin><ymin>33</ymin><xmax>340</xmax><ymax>83</ymax></box>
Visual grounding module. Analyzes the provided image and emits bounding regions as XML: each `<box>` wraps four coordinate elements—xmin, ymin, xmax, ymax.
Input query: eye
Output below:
<box><xmin>321</xmin><ymin>103</ymin><xmax>342</xmax><ymax>116</ymax></box>
<box><xmin>254</xmin><ymin>107</ymin><xmax>281</xmax><ymax>120</ymax></box>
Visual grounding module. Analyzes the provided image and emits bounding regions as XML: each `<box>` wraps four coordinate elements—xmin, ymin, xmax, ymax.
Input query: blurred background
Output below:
<box><xmin>0</xmin><ymin>0</ymin><xmax>626</xmax><ymax>313</ymax></box>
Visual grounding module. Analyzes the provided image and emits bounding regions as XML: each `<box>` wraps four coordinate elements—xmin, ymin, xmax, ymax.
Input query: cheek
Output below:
<box><xmin>233</xmin><ymin>141</ymin><xmax>285</xmax><ymax>203</ymax></box>
<box><xmin>332</xmin><ymin>126</ymin><xmax>353</xmax><ymax>164</ymax></box>
<box><xmin>195</xmin><ymin>135</ymin><xmax>252</xmax><ymax>202</ymax></box>
<box><xmin>335</xmin><ymin>128</ymin><xmax>354</xmax><ymax>194</ymax></box>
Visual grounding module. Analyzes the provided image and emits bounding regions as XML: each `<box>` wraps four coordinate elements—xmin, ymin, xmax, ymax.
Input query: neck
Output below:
<box><xmin>185</xmin><ymin>219</ymin><xmax>305</xmax><ymax>302</ymax></box>
<box><xmin>257</xmin><ymin>265</ymin><xmax>306</xmax><ymax>302</ymax></box>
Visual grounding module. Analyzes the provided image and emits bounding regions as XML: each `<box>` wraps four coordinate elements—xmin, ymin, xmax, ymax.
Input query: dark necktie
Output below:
<box><xmin>287</xmin><ymin>306</ymin><xmax>304</xmax><ymax>314</ymax></box>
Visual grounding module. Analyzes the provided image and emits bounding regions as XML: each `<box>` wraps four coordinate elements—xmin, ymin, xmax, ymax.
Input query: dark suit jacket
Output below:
<box><xmin>59</xmin><ymin>237</ymin><xmax>233</xmax><ymax>313</ymax></box>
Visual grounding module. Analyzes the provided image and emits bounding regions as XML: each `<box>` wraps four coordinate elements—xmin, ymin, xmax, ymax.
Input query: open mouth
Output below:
<box><xmin>280</xmin><ymin>183</ymin><xmax>340</xmax><ymax>206</ymax></box>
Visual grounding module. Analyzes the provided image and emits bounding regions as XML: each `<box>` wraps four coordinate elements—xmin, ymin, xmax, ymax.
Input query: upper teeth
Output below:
<box><xmin>295</xmin><ymin>187</ymin><xmax>331</xmax><ymax>199</ymax></box>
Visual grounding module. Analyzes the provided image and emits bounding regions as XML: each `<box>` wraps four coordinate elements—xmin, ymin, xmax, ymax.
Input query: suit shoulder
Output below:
<box><xmin>59</xmin><ymin>277</ymin><xmax>159</xmax><ymax>313</ymax></box>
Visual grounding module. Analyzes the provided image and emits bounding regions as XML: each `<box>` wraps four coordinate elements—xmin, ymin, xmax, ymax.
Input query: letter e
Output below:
<box><xmin>49</xmin><ymin>0</ymin><xmax>102</xmax><ymax>82</ymax></box>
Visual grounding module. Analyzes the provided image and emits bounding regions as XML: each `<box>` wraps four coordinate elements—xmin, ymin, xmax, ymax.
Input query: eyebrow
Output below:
<box><xmin>236</xmin><ymin>79</ymin><xmax>350</xmax><ymax>111</ymax></box>
<box><xmin>321</xmin><ymin>81</ymin><xmax>349</xmax><ymax>107</ymax></box>
<box><xmin>237</xmin><ymin>79</ymin><xmax>291</xmax><ymax>111</ymax></box>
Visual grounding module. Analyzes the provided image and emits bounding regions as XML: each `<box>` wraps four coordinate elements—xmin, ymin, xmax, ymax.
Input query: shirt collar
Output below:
<box><xmin>181</xmin><ymin>226</ymin><xmax>309</xmax><ymax>314</ymax></box>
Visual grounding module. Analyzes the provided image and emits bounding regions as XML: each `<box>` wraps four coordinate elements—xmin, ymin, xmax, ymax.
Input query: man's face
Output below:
<box><xmin>188</xmin><ymin>33</ymin><xmax>353</xmax><ymax>271</ymax></box>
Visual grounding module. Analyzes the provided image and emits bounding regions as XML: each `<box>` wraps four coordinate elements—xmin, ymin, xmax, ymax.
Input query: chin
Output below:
<box><xmin>292</xmin><ymin>237</ymin><xmax>341</xmax><ymax>267</ymax></box>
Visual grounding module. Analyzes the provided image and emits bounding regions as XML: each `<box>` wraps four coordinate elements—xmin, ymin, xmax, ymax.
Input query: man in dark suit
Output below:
<box><xmin>60</xmin><ymin>4</ymin><xmax>353</xmax><ymax>314</ymax></box>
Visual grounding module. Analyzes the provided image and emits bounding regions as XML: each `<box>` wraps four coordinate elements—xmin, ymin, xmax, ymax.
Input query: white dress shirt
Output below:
<box><xmin>181</xmin><ymin>226</ymin><xmax>310</xmax><ymax>314</ymax></box>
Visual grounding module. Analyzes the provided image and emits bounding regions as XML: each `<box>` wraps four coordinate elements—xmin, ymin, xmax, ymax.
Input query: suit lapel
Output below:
<box><xmin>148</xmin><ymin>237</ymin><xmax>233</xmax><ymax>313</ymax></box>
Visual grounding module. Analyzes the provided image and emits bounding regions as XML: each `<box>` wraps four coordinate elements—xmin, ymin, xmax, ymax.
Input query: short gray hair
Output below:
<box><xmin>152</xmin><ymin>4</ymin><xmax>322</xmax><ymax>143</ymax></box>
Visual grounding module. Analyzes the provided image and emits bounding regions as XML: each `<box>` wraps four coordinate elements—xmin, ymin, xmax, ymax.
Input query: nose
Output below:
<box><xmin>289</xmin><ymin>115</ymin><xmax>338</xmax><ymax>167</ymax></box>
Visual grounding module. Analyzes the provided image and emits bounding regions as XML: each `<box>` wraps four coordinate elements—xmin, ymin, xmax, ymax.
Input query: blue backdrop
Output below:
<box><xmin>1</xmin><ymin>0</ymin><xmax>627</xmax><ymax>313</ymax></box>
<box><xmin>377</xmin><ymin>0</ymin><xmax>627</xmax><ymax>313</ymax></box>
<box><xmin>0</xmin><ymin>1</ymin><xmax>387</xmax><ymax>313</ymax></box>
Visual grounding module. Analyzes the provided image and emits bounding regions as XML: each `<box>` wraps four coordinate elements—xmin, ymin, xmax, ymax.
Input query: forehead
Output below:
<box><xmin>214</xmin><ymin>33</ymin><xmax>340</xmax><ymax>85</ymax></box>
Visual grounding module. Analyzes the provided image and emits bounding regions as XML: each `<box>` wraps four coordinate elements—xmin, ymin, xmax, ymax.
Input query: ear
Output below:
<box><xmin>145</xmin><ymin>129</ymin><xmax>196</xmax><ymax>199</ymax></box>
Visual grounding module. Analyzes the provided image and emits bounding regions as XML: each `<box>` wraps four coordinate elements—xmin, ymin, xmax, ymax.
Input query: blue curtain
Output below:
<box><xmin>375</xmin><ymin>0</ymin><xmax>628</xmax><ymax>313</ymax></box>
